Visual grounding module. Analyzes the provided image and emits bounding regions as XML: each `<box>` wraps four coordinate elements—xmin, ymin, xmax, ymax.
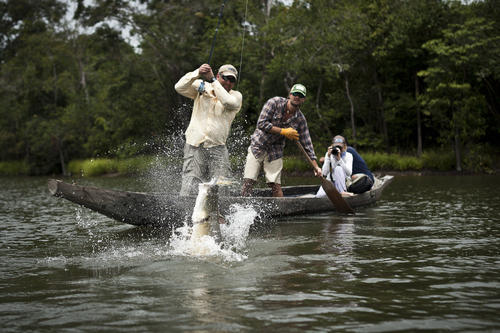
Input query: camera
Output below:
<box><xmin>329</xmin><ymin>145</ymin><xmax>341</xmax><ymax>155</ymax></box>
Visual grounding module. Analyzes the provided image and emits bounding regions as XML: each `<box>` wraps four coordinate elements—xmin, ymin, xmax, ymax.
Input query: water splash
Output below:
<box><xmin>221</xmin><ymin>204</ymin><xmax>258</xmax><ymax>250</ymax></box>
<box><xmin>169</xmin><ymin>203</ymin><xmax>257</xmax><ymax>262</ymax></box>
<box><xmin>143</xmin><ymin>130</ymin><xmax>185</xmax><ymax>195</ymax></box>
<box><xmin>65</xmin><ymin>109</ymin><xmax>257</xmax><ymax>263</ymax></box>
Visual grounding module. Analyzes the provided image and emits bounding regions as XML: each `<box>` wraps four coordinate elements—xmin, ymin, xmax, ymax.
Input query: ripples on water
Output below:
<box><xmin>1</xmin><ymin>175</ymin><xmax>499</xmax><ymax>332</ymax></box>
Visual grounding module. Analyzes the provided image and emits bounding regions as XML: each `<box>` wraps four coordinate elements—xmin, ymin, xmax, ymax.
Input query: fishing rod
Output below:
<box><xmin>202</xmin><ymin>0</ymin><xmax>247</xmax><ymax>90</ymax></box>
<box><xmin>199</xmin><ymin>0</ymin><xmax>229</xmax><ymax>95</ymax></box>
<box><xmin>207</xmin><ymin>0</ymin><xmax>229</xmax><ymax>65</ymax></box>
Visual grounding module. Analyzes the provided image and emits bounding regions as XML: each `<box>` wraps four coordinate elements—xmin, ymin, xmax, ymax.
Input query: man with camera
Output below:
<box><xmin>316</xmin><ymin>135</ymin><xmax>353</xmax><ymax>197</ymax></box>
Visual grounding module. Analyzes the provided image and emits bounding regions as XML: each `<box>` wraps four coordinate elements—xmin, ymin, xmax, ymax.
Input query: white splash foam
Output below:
<box><xmin>221</xmin><ymin>204</ymin><xmax>259</xmax><ymax>250</ymax></box>
<box><xmin>169</xmin><ymin>204</ymin><xmax>257</xmax><ymax>262</ymax></box>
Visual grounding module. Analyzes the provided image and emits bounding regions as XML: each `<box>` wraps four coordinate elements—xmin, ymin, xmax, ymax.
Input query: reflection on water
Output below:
<box><xmin>0</xmin><ymin>175</ymin><xmax>499</xmax><ymax>332</ymax></box>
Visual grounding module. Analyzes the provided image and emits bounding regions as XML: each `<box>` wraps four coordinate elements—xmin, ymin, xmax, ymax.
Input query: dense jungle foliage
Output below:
<box><xmin>0</xmin><ymin>0</ymin><xmax>499</xmax><ymax>175</ymax></box>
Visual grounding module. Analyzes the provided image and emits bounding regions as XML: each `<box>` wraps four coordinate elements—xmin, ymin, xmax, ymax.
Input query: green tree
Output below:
<box><xmin>419</xmin><ymin>5</ymin><xmax>498</xmax><ymax>171</ymax></box>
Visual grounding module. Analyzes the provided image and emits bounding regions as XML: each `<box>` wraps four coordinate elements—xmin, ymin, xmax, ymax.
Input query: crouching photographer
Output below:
<box><xmin>316</xmin><ymin>135</ymin><xmax>353</xmax><ymax>197</ymax></box>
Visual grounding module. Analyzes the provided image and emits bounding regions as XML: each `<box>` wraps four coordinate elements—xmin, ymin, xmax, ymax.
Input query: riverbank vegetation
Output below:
<box><xmin>1</xmin><ymin>0</ymin><xmax>499</xmax><ymax>176</ymax></box>
<box><xmin>2</xmin><ymin>148</ymin><xmax>493</xmax><ymax>177</ymax></box>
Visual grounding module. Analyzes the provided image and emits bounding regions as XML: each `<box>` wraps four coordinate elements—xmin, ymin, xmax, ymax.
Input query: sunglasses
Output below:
<box><xmin>292</xmin><ymin>92</ymin><xmax>305</xmax><ymax>98</ymax></box>
<box><xmin>221</xmin><ymin>75</ymin><xmax>236</xmax><ymax>83</ymax></box>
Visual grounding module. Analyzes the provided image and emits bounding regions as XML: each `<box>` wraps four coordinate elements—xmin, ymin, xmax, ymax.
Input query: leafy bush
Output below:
<box><xmin>421</xmin><ymin>151</ymin><xmax>455</xmax><ymax>171</ymax></box>
<box><xmin>283</xmin><ymin>156</ymin><xmax>309</xmax><ymax>173</ymax></box>
<box><xmin>63</xmin><ymin>147</ymin><xmax>496</xmax><ymax>178</ymax></box>
<box><xmin>68</xmin><ymin>156</ymin><xmax>162</xmax><ymax>176</ymax></box>
<box><xmin>230</xmin><ymin>155</ymin><xmax>246</xmax><ymax>174</ymax></box>
<box><xmin>116</xmin><ymin>156</ymin><xmax>155</xmax><ymax>174</ymax></box>
<box><xmin>396</xmin><ymin>156</ymin><xmax>423</xmax><ymax>171</ymax></box>
<box><xmin>81</xmin><ymin>159</ymin><xmax>117</xmax><ymax>176</ymax></box>
<box><xmin>68</xmin><ymin>158</ymin><xmax>118</xmax><ymax>177</ymax></box>
<box><xmin>364</xmin><ymin>153</ymin><xmax>392</xmax><ymax>170</ymax></box>
<box><xmin>67</xmin><ymin>160</ymin><xmax>85</xmax><ymax>176</ymax></box>
<box><xmin>361</xmin><ymin>151</ymin><xmax>455</xmax><ymax>171</ymax></box>
<box><xmin>0</xmin><ymin>161</ymin><xmax>30</xmax><ymax>176</ymax></box>
<box><xmin>463</xmin><ymin>145</ymin><xmax>494</xmax><ymax>173</ymax></box>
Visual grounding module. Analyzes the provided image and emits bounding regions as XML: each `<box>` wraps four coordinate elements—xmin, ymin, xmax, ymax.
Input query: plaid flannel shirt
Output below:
<box><xmin>250</xmin><ymin>96</ymin><xmax>317</xmax><ymax>162</ymax></box>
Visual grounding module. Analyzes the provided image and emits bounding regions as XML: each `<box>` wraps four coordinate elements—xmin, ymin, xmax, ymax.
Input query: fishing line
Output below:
<box><xmin>237</xmin><ymin>0</ymin><xmax>249</xmax><ymax>89</ymax></box>
<box><xmin>206</xmin><ymin>0</ymin><xmax>247</xmax><ymax>89</ymax></box>
<box><xmin>199</xmin><ymin>0</ymin><xmax>229</xmax><ymax>95</ymax></box>
<box><xmin>208</xmin><ymin>0</ymin><xmax>229</xmax><ymax>65</ymax></box>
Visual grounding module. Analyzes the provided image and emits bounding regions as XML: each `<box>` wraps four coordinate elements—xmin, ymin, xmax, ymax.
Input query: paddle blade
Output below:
<box><xmin>320</xmin><ymin>177</ymin><xmax>355</xmax><ymax>214</ymax></box>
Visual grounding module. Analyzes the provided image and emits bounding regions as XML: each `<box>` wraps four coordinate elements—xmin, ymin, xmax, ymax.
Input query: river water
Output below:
<box><xmin>1</xmin><ymin>175</ymin><xmax>499</xmax><ymax>332</ymax></box>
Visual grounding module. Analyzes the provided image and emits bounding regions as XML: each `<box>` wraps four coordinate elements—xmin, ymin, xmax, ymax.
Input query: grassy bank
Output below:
<box><xmin>64</xmin><ymin>150</ymin><xmax>488</xmax><ymax>176</ymax></box>
<box><xmin>1</xmin><ymin>149</ymin><xmax>496</xmax><ymax>177</ymax></box>
<box><xmin>67</xmin><ymin>156</ymin><xmax>180</xmax><ymax>177</ymax></box>
<box><xmin>0</xmin><ymin>161</ymin><xmax>30</xmax><ymax>176</ymax></box>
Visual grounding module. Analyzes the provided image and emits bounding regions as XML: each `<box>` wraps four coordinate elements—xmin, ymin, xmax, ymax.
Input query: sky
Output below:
<box><xmin>62</xmin><ymin>0</ymin><xmax>145</xmax><ymax>52</ymax></box>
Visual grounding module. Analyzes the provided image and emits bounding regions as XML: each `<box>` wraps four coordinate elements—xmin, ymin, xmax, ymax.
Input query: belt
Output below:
<box><xmin>197</xmin><ymin>142</ymin><xmax>224</xmax><ymax>149</ymax></box>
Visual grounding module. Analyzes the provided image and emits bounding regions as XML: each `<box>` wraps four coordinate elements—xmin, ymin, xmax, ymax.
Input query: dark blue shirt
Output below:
<box><xmin>347</xmin><ymin>146</ymin><xmax>374</xmax><ymax>182</ymax></box>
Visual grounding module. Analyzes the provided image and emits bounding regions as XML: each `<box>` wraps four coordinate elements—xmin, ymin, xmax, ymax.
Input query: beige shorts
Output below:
<box><xmin>243</xmin><ymin>147</ymin><xmax>282</xmax><ymax>184</ymax></box>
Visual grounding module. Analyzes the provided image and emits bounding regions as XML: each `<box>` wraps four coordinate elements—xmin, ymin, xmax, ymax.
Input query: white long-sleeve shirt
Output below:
<box><xmin>174</xmin><ymin>69</ymin><xmax>242</xmax><ymax>148</ymax></box>
<box><xmin>322</xmin><ymin>151</ymin><xmax>353</xmax><ymax>180</ymax></box>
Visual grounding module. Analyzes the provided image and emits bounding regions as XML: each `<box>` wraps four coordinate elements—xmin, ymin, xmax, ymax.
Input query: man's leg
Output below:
<box><xmin>241</xmin><ymin>178</ymin><xmax>256</xmax><ymax>197</ymax></box>
<box><xmin>241</xmin><ymin>147</ymin><xmax>261</xmax><ymax>196</ymax></box>
<box><xmin>268</xmin><ymin>183</ymin><xmax>283</xmax><ymax>197</ymax></box>
<box><xmin>180</xmin><ymin>144</ymin><xmax>203</xmax><ymax>196</ymax></box>
<box><xmin>205</xmin><ymin>145</ymin><xmax>233</xmax><ymax>196</ymax></box>
<box><xmin>348</xmin><ymin>173</ymin><xmax>373</xmax><ymax>193</ymax></box>
<box><xmin>332</xmin><ymin>165</ymin><xmax>347</xmax><ymax>193</ymax></box>
<box><xmin>263</xmin><ymin>157</ymin><xmax>283</xmax><ymax>197</ymax></box>
<box><xmin>315</xmin><ymin>184</ymin><xmax>328</xmax><ymax>198</ymax></box>
<box><xmin>207</xmin><ymin>145</ymin><xmax>232</xmax><ymax>181</ymax></box>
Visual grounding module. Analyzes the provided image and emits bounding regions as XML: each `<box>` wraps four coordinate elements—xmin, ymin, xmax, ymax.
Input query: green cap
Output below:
<box><xmin>290</xmin><ymin>84</ymin><xmax>306</xmax><ymax>97</ymax></box>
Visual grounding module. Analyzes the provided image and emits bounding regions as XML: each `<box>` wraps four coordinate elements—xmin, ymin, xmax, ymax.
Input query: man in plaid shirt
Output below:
<box><xmin>241</xmin><ymin>84</ymin><xmax>322</xmax><ymax>197</ymax></box>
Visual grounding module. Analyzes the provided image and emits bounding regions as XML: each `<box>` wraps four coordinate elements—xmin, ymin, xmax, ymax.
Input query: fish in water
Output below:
<box><xmin>190</xmin><ymin>179</ymin><xmax>223</xmax><ymax>245</ymax></box>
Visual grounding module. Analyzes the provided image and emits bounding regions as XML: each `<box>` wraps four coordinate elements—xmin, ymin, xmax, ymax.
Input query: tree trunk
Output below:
<box><xmin>415</xmin><ymin>74</ymin><xmax>422</xmax><ymax>157</ymax></box>
<box><xmin>453</xmin><ymin>119</ymin><xmax>462</xmax><ymax>172</ymax></box>
<box><xmin>373</xmin><ymin>71</ymin><xmax>389</xmax><ymax>152</ymax></box>
<box><xmin>52</xmin><ymin>61</ymin><xmax>58</xmax><ymax>105</ymax></box>
<box><xmin>258</xmin><ymin>74</ymin><xmax>265</xmax><ymax>107</ymax></box>
<box><xmin>265</xmin><ymin>0</ymin><xmax>272</xmax><ymax>16</ymax></box>
<box><xmin>315</xmin><ymin>76</ymin><xmax>323</xmax><ymax>112</ymax></box>
<box><xmin>314</xmin><ymin>77</ymin><xmax>332</xmax><ymax>138</ymax></box>
<box><xmin>57</xmin><ymin>137</ymin><xmax>68</xmax><ymax>176</ymax></box>
<box><xmin>78</xmin><ymin>57</ymin><xmax>89</xmax><ymax>105</ymax></box>
<box><xmin>344</xmin><ymin>71</ymin><xmax>356</xmax><ymax>145</ymax></box>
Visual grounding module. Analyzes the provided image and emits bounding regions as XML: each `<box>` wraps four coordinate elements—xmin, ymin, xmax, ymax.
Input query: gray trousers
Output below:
<box><xmin>179</xmin><ymin>143</ymin><xmax>231</xmax><ymax>196</ymax></box>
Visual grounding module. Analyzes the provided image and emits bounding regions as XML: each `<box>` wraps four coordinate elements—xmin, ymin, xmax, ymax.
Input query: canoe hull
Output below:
<box><xmin>48</xmin><ymin>175</ymin><xmax>394</xmax><ymax>227</ymax></box>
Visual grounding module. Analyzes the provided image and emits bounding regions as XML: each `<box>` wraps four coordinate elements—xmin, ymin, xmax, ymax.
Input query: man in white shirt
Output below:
<box><xmin>174</xmin><ymin>64</ymin><xmax>242</xmax><ymax>196</ymax></box>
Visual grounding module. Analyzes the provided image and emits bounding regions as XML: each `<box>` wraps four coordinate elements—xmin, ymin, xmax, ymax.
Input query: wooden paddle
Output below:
<box><xmin>296</xmin><ymin>141</ymin><xmax>355</xmax><ymax>214</ymax></box>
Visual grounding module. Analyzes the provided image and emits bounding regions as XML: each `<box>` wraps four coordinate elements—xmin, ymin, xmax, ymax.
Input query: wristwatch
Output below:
<box><xmin>209</xmin><ymin>76</ymin><xmax>216</xmax><ymax>82</ymax></box>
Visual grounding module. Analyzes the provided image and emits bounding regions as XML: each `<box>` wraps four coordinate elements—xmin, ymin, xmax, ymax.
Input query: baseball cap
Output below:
<box><xmin>218</xmin><ymin>64</ymin><xmax>238</xmax><ymax>79</ymax></box>
<box><xmin>290</xmin><ymin>84</ymin><xmax>306</xmax><ymax>97</ymax></box>
<box><xmin>332</xmin><ymin>136</ymin><xmax>346</xmax><ymax>147</ymax></box>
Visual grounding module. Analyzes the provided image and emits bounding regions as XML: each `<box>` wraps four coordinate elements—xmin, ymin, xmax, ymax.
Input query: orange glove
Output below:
<box><xmin>280</xmin><ymin>127</ymin><xmax>299</xmax><ymax>140</ymax></box>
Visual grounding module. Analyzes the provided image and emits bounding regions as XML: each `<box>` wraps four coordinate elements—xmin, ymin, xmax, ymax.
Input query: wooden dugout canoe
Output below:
<box><xmin>48</xmin><ymin>175</ymin><xmax>394</xmax><ymax>228</ymax></box>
